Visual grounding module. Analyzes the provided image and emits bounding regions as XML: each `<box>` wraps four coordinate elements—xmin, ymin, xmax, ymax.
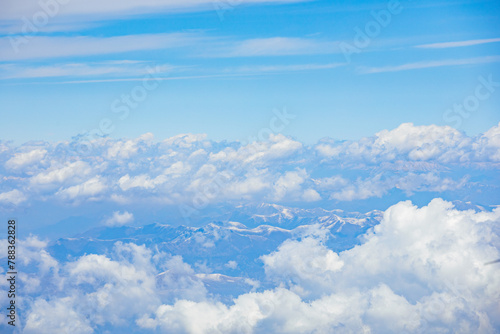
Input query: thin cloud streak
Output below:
<box><xmin>0</xmin><ymin>61</ymin><xmax>175</xmax><ymax>79</ymax></box>
<box><xmin>202</xmin><ymin>37</ymin><xmax>341</xmax><ymax>57</ymax></box>
<box><xmin>1</xmin><ymin>0</ymin><xmax>308</xmax><ymax>21</ymax></box>
<box><xmin>415</xmin><ymin>37</ymin><xmax>500</xmax><ymax>49</ymax></box>
<box><xmin>358</xmin><ymin>55</ymin><xmax>500</xmax><ymax>74</ymax></box>
<box><xmin>6</xmin><ymin>62</ymin><xmax>344</xmax><ymax>85</ymax></box>
<box><xmin>0</xmin><ymin>33</ymin><xmax>203</xmax><ymax>61</ymax></box>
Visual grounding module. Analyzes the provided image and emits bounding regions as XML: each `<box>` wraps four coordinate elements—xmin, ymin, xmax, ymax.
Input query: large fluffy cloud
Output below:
<box><xmin>1</xmin><ymin>122</ymin><xmax>499</xmax><ymax>210</ymax></box>
<box><xmin>1</xmin><ymin>199</ymin><xmax>499</xmax><ymax>333</ymax></box>
<box><xmin>140</xmin><ymin>199</ymin><xmax>500</xmax><ymax>333</ymax></box>
<box><xmin>315</xmin><ymin>122</ymin><xmax>500</xmax><ymax>164</ymax></box>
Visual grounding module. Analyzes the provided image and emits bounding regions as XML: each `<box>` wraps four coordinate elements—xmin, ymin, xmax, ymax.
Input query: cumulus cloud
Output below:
<box><xmin>56</xmin><ymin>176</ymin><xmax>107</xmax><ymax>200</ymax></box>
<box><xmin>1</xmin><ymin>123</ymin><xmax>500</xmax><ymax>208</ymax></box>
<box><xmin>105</xmin><ymin>211</ymin><xmax>134</xmax><ymax>227</ymax></box>
<box><xmin>141</xmin><ymin>199</ymin><xmax>500</xmax><ymax>333</ymax></box>
<box><xmin>30</xmin><ymin>161</ymin><xmax>92</xmax><ymax>186</ymax></box>
<box><xmin>5</xmin><ymin>148</ymin><xmax>47</xmax><ymax>170</ymax></box>
<box><xmin>3</xmin><ymin>199</ymin><xmax>498</xmax><ymax>333</ymax></box>
<box><xmin>106</xmin><ymin>133</ymin><xmax>154</xmax><ymax>160</ymax></box>
<box><xmin>314</xmin><ymin>122</ymin><xmax>500</xmax><ymax>164</ymax></box>
<box><xmin>271</xmin><ymin>169</ymin><xmax>320</xmax><ymax>202</ymax></box>
<box><xmin>262</xmin><ymin>237</ymin><xmax>343</xmax><ymax>296</ymax></box>
<box><xmin>24</xmin><ymin>297</ymin><xmax>94</xmax><ymax>334</ymax></box>
<box><xmin>0</xmin><ymin>189</ymin><xmax>26</xmax><ymax>205</ymax></box>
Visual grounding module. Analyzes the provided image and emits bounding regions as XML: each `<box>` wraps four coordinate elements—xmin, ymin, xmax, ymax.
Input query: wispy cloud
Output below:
<box><xmin>8</xmin><ymin>62</ymin><xmax>344</xmax><ymax>84</ymax></box>
<box><xmin>1</xmin><ymin>0</ymin><xmax>308</xmax><ymax>21</ymax></box>
<box><xmin>358</xmin><ymin>55</ymin><xmax>500</xmax><ymax>74</ymax></box>
<box><xmin>0</xmin><ymin>61</ymin><xmax>176</xmax><ymax>79</ymax></box>
<box><xmin>204</xmin><ymin>37</ymin><xmax>341</xmax><ymax>57</ymax></box>
<box><xmin>227</xmin><ymin>62</ymin><xmax>345</xmax><ymax>73</ymax></box>
<box><xmin>0</xmin><ymin>33</ymin><xmax>202</xmax><ymax>61</ymax></box>
<box><xmin>415</xmin><ymin>37</ymin><xmax>500</xmax><ymax>49</ymax></box>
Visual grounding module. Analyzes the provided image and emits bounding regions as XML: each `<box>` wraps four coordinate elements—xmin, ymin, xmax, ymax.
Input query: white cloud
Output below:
<box><xmin>262</xmin><ymin>237</ymin><xmax>343</xmax><ymax>296</ymax></box>
<box><xmin>209</xmin><ymin>134</ymin><xmax>302</xmax><ymax>165</ymax></box>
<box><xmin>105</xmin><ymin>211</ymin><xmax>134</xmax><ymax>227</ymax></box>
<box><xmin>24</xmin><ymin>297</ymin><xmax>94</xmax><ymax>334</ymax></box>
<box><xmin>106</xmin><ymin>133</ymin><xmax>154</xmax><ymax>160</ymax></box>
<box><xmin>210</xmin><ymin>37</ymin><xmax>340</xmax><ymax>57</ymax></box>
<box><xmin>2</xmin><ymin>123</ymin><xmax>499</xmax><ymax>206</ymax></box>
<box><xmin>0</xmin><ymin>33</ymin><xmax>201</xmax><ymax>61</ymax></box>
<box><xmin>358</xmin><ymin>56</ymin><xmax>500</xmax><ymax>74</ymax></box>
<box><xmin>374</xmin><ymin>123</ymin><xmax>464</xmax><ymax>155</ymax></box>
<box><xmin>161</xmin><ymin>133</ymin><xmax>208</xmax><ymax>148</ymax></box>
<box><xmin>1</xmin><ymin>0</ymin><xmax>307</xmax><ymax>22</ymax></box>
<box><xmin>225</xmin><ymin>261</ymin><xmax>238</xmax><ymax>269</ymax></box>
<box><xmin>30</xmin><ymin>161</ymin><xmax>92</xmax><ymax>186</ymax></box>
<box><xmin>330</xmin><ymin>174</ymin><xmax>389</xmax><ymax>201</ymax></box>
<box><xmin>272</xmin><ymin>169</ymin><xmax>308</xmax><ymax>202</ymax></box>
<box><xmin>0</xmin><ymin>189</ymin><xmax>27</xmax><ymax>205</ymax></box>
<box><xmin>0</xmin><ymin>61</ymin><xmax>172</xmax><ymax>80</ymax></box>
<box><xmin>142</xmin><ymin>199</ymin><xmax>500</xmax><ymax>333</ymax></box>
<box><xmin>118</xmin><ymin>174</ymin><xmax>158</xmax><ymax>191</ymax></box>
<box><xmin>9</xmin><ymin>199</ymin><xmax>500</xmax><ymax>332</ymax></box>
<box><xmin>5</xmin><ymin>148</ymin><xmax>47</xmax><ymax>169</ymax></box>
<box><xmin>323</xmin><ymin>172</ymin><xmax>468</xmax><ymax>201</ymax></box>
<box><xmin>474</xmin><ymin>122</ymin><xmax>500</xmax><ymax>161</ymax></box>
<box><xmin>56</xmin><ymin>176</ymin><xmax>106</xmax><ymax>200</ymax></box>
<box><xmin>415</xmin><ymin>38</ymin><xmax>500</xmax><ymax>49</ymax></box>
<box><xmin>301</xmin><ymin>188</ymin><xmax>321</xmax><ymax>202</ymax></box>
<box><xmin>228</xmin><ymin>63</ymin><xmax>345</xmax><ymax>73</ymax></box>
<box><xmin>314</xmin><ymin>122</ymin><xmax>492</xmax><ymax>165</ymax></box>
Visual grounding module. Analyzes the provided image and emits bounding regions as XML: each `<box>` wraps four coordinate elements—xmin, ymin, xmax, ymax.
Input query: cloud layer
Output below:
<box><xmin>1</xmin><ymin>122</ymin><xmax>500</xmax><ymax>213</ymax></box>
<box><xmin>1</xmin><ymin>199</ymin><xmax>499</xmax><ymax>333</ymax></box>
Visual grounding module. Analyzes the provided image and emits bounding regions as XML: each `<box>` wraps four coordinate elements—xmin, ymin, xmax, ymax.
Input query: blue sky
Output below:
<box><xmin>2</xmin><ymin>2</ymin><xmax>500</xmax><ymax>333</ymax></box>
<box><xmin>0</xmin><ymin>0</ymin><xmax>499</xmax><ymax>144</ymax></box>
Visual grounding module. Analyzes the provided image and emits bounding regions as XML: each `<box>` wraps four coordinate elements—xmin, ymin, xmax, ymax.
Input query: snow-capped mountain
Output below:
<box><xmin>48</xmin><ymin>203</ymin><xmax>381</xmax><ymax>299</ymax></box>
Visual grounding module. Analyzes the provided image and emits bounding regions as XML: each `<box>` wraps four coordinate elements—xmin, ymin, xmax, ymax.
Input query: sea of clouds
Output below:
<box><xmin>1</xmin><ymin>122</ymin><xmax>500</xmax><ymax>333</ymax></box>
<box><xmin>0</xmin><ymin>199</ymin><xmax>499</xmax><ymax>333</ymax></box>
<box><xmin>0</xmin><ymin>122</ymin><xmax>499</xmax><ymax>211</ymax></box>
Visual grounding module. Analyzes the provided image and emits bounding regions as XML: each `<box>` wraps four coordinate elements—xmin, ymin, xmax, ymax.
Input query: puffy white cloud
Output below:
<box><xmin>3</xmin><ymin>199</ymin><xmax>499</xmax><ymax>333</ymax></box>
<box><xmin>262</xmin><ymin>237</ymin><xmax>343</xmax><ymax>296</ymax></box>
<box><xmin>374</xmin><ymin>123</ymin><xmax>465</xmax><ymax>155</ymax></box>
<box><xmin>24</xmin><ymin>297</ymin><xmax>94</xmax><ymax>334</ymax></box>
<box><xmin>56</xmin><ymin>176</ymin><xmax>106</xmax><ymax>200</ymax></box>
<box><xmin>316</xmin><ymin>172</ymin><xmax>468</xmax><ymax>201</ymax></box>
<box><xmin>272</xmin><ymin>168</ymin><xmax>319</xmax><ymax>202</ymax></box>
<box><xmin>106</xmin><ymin>133</ymin><xmax>154</xmax><ymax>159</ymax></box>
<box><xmin>161</xmin><ymin>133</ymin><xmax>208</xmax><ymax>149</ymax></box>
<box><xmin>118</xmin><ymin>173</ymin><xmax>157</xmax><ymax>191</ymax></box>
<box><xmin>21</xmin><ymin>243</ymin><xmax>163</xmax><ymax>332</ymax></box>
<box><xmin>225</xmin><ymin>261</ymin><xmax>238</xmax><ymax>269</ymax></box>
<box><xmin>314</xmin><ymin>122</ymin><xmax>497</xmax><ymax>165</ymax></box>
<box><xmin>209</xmin><ymin>134</ymin><xmax>302</xmax><ymax>165</ymax></box>
<box><xmin>30</xmin><ymin>161</ymin><xmax>92</xmax><ymax>186</ymax></box>
<box><xmin>1</xmin><ymin>123</ymin><xmax>499</xmax><ymax>207</ymax></box>
<box><xmin>140</xmin><ymin>199</ymin><xmax>500</xmax><ymax>333</ymax></box>
<box><xmin>301</xmin><ymin>188</ymin><xmax>321</xmax><ymax>202</ymax></box>
<box><xmin>0</xmin><ymin>189</ymin><xmax>26</xmax><ymax>205</ymax></box>
<box><xmin>473</xmin><ymin>122</ymin><xmax>500</xmax><ymax>161</ymax></box>
<box><xmin>105</xmin><ymin>211</ymin><xmax>134</xmax><ymax>227</ymax></box>
<box><xmin>5</xmin><ymin>148</ymin><xmax>47</xmax><ymax>170</ymax></box>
